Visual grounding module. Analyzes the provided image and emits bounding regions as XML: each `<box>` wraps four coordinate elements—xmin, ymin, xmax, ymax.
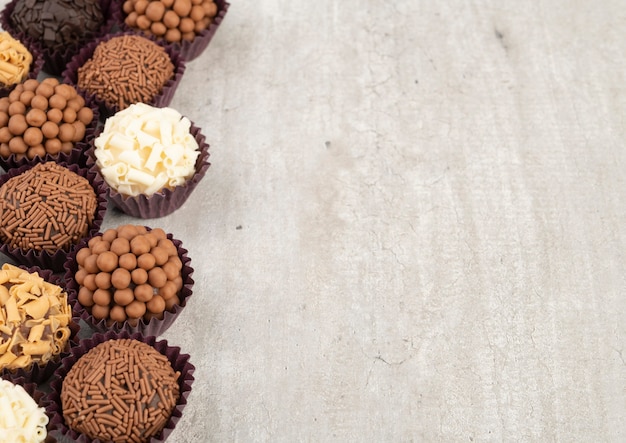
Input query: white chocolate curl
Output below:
<box><xmin>94</xmin><ymin>103</ymin><xmax>200</xmax><ymax>197</ymax></box>
<box><xmin>0</xmin><ymin>379</ymin><xmax>48</xmax><ymax>443</ymax></box>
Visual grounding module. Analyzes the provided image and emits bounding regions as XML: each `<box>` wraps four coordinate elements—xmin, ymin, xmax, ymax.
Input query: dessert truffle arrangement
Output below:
<box><xmin>0</xmin><ymin>0</ymin><xmax>228</xmax><ymax>441</ymax></box>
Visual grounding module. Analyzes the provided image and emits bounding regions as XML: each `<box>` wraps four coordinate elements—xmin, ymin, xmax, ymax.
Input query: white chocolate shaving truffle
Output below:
<box><xmin>94</xmin><ymin>103</ymin><xmax>200</xmax><ymax>197</ymax></box>
<box><xmin>0</xmin><ymin>379</ymin><xmax>48</xmax><ymax>443</ymax></box>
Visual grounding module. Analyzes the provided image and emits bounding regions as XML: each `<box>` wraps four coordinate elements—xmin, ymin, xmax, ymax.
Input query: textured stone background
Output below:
<box><xmin>4</xmin><ymin>0</ymin><xmax>626</xmax><ymax>441</ymax></box>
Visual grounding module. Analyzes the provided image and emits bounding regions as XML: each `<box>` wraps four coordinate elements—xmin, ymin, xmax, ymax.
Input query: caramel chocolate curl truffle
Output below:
<box><xmin>61</xmin><ymin>338</ymin><xmax>180</xmax><ymax>442</ymax></box>
<box><xmin>77</xmin><ymin>35</ymin><xmax>175</xmax><ymax>110</ymax></box>
<box><xmin>10</xmin><ymin>0</ymin><xmax>104</xmax><ymax>51</ymax></box>
<box><xmin>0</xmin><ymin>264</ymin><xmax>72</xmax><ymax>371</ymax></box>
<box><xmin>0</xmin><ymin>32</ymin><xmax>32</xmax><ymax>86</ymax></box>
<box><xmin>0</xmin><ymin>162</ymin><xmax>98</xmax><ymax>252</ymax></box>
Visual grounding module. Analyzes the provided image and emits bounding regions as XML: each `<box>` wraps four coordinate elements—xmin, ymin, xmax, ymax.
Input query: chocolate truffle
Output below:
<box><xmin>0</xmin><ymin>379</ymin><xmax>49</xmax><ymax>442</ymax></box>
<box><xmin>61</xmin><ymin>338</ymin><xmax>180</xmax><ymax>442</ymax></box>
<box><xmin>0</xmin><ymin>162</ymin><xmax>98</xmax><ymax>252</ymax></box>
<box><xmin>0</xmin><ymin>31</ymin><xmax>32</xmax><ymax>86</ymax></box>
<box><xmin>10</xmin><ymin>0</ymin><xmax>105</xmax><ymax>51</ymax></box>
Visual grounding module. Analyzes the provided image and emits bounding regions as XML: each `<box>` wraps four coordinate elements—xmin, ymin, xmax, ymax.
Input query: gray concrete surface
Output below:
<box><xmin>4</xmin><ymin>0</ymin><xmax>626</xmax><ymax>441</ymax></box>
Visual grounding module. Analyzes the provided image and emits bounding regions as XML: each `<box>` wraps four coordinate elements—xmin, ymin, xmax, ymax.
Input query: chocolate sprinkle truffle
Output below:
<box><xmin>0</xmin><ymin>162</ymin><xmax>98</xmax><ymax>252</ymax></box>
<box><xmin>10</xmin><ymin>0</ymin><xmax>105</xmax><ymax>51</ymax></box>
<box><xmin>61</xmin><ymin>338</ymin><xmax>180</xmax><ymax>442</ymax></box>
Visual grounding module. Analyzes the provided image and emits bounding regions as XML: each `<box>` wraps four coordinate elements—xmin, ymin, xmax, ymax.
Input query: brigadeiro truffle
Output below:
<box><xmin>47</xmin><ymin>331</ymin><xmax>195</xmax><ymax>443</ymax></box>
<box><xmin>0</xmin><ymin>162</ymin><xmax>107</xmax><ymax>272</ymax></box>
<box><xmin>1</xmin><ymin>0</ymin><xmax>113</xmax><ymax>75</ymax></box>
<box><xmin>0</xmin><ymin>32</ymin><xmax>44</xmax><ymax>99</ymax></box>
<box><xmin>63</xmin><ymin>32</ymin><xmax>185</xmax><ymax>118</ymax></box>
<box><xmin>119</xmin><ymin>0</ymin><xmax>229</xmax><ymax>61</ymax></box>
<box><xmin>0</xmin><ymin>379</ymin><xmax>54</xmax><ymax>443</ymax></box>
<box><xmin>65</xmin><ymin>224</ymin><xmax>194</xmax><ymax>336</ymax></box>
<box><xmin>0</xmin><ymin>77</ymin><xmax>99</xmax><ymax>169</ymax></box>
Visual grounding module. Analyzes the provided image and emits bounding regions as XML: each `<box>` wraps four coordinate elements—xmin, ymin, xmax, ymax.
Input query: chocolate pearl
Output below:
<box><xmin>112</xmin><ymin>268</ymin><xmax>131</xmax><ymax>289</ymax></box>
<box><xmin>151</xmin><ymin>246</ymin><xmax>169</xmax><ymax>266</ymax></box>
<box><xmin>101</xmin><ymin>228</ymin><xmax>118</xmax><ymax>243</ymax></box>
<box><xmin>119</xmin><ymin>252</ymin><xmax>137</xmax><ymax>271</ymax></box>
<box><xmin>131</xmin><ymin>268</ymin><xmax>148</xmax><ymax>285</ymax></box>
<box><xmin>134</xmin><ymin>0</ymin><xmax>149</xmax><ymax>14</ymax></box>
<box><xmin>48</xmin><ymin>94</ymin><xmax>67</xmax><ymax>109</ymax></box>
<box><xmin>190</xmin><ymin>4</ymin><xmax>204</xmax><ymax>21</ymax></box>
<box><xmin>0</xmin><ymin>111</ymin><xmax>8</xmax><ymax>127</ymax></box>
<box><xmin>77</xmin><ymin>107</ymin><xmax>93</xmax><ymax>125</ymax></box>
<box><xmin>109</xmin><ymin>305</ymin><xmax>127</xmax><ymax>322</ymax></box>
<box><xmin>137</xmin><ymin>253</ymin><xmax>156</xmax><ymax>270</ymax></box>
<box><xmin>148</xmin><ymin>268</ymin><xmax>167</xmax><ymax>288</ymax></box>
<box><xmin>150</xmin><ymin>227</ymin><xmax>167</xmax><ymax>239</ymax></box>
<box><xmin>172</xmin><ymin>275</ymin><xmax>183</xmax><ymax>291</ymax></box>
<box><xmin>151</xmin><ymin>21</ymin><xmax>167</xmax><ymax>36</ymax></box>
<box><xmin>114</xmin><ymin>288</ymin><xmax>134</xmax><ymax>306</ymax></box>
<box><xmin>66</xmin><ymin>97</ymin><xmax>83</xmax><ymax>112</ymax></box>
<box><xmin>0</xmin><ymin>143</ymin><xmax>9</xmax><ymax>157</ymax></box>
<box><xmin>203</xmin><ymin>0</ymin><xmax>217</xmax><ymax>16</ymax></box>
<box><xmin>95</xmin><ymin>272</ymin><xmax>112</xmax><ymax>289</ymax></box>
<box><xmin>194</xmin><ymin>18</ymin><xmax>208</xmax><ymax>33</ymax></box>
<box><xmin>93</xmin><ymin>288</ymin><xmax>112</xmax><ymax>306</ymax></box>
<box><xmin>0</xmin><ymin>98</ymin><xmax>8</xmax><ymax>113</ymax></box>
<box><xmin>19</xmin><ymin>90</ymin><xmax>35</xmax><ymax>106</ymax></box>
<box><xmin>173</xmin><ymin>0</ymin><xmax>192</xmax><ymax>16</ymax></box>
<box><xmin>163</xmin><ymin>9</ymin><xmax>180</xmax><ymax>28</ymax></box>
<box><xmin>179</xmin><ymin>17</ymin><xmax>195</xmax><ymax>33</ymax></box>
<box><xmin>117</xmin><ymin>224</ymin><xmax>140</xmax><ymax>240</ymax></box>
<box><xmin>167</xmin><ymin>255</ymin><xmax>183</xmax><ymax>269</ymax></box>
<box><xmin>97</xmin><ymin>250</ymin><xmax>118</xmax><ymax>272</ymax></box>
<box><xmin>136</xmin><ymin>226</ymin><xmax>148</xmax><ymax>235</ymax></box>
<box><xmin>130</xmin><ymin>235</ymin><xmax>151</xmax><ymax>255</ymax></box>
<box><xmin>8</xmin><ymin>89</ymin><xmax>21</xmax><ymax>103</ymax></box>
<box><xmin>25</xmin><ymin>108</ymin><xmax>46</xmax><ymax>127</ymax></box>
<box><xmin>191</xmin><ymin>0</ymin><xmax>202</xmax><ymax>5</ymax></box>
<box><xmin>145</xmin><ymin>232</ymin><xmax>158</xmax><ymax>248</ymax></box>
<box><xmin>8</xmin><ymin>137</ymin><xmax>27</xmax><ymax>154</ymax></box>
<box><xmin>61</xmin><ymin>141</ymin><xmax>74</xmax><ymax>154</ymax></box>
<box><xmin>23</xmin><ymin>79</ymin><xmax>38</xmax><ymax>91</ymax></box>
<box><xmin>8</xmin><ymin>114</ymin><xmax>27</xmax><ymax>135</ymax></box>
<box><xmin>83</xmin><ymin>273</ymin><xmax>98</xmax><ymax>291</ymax></box>
<box><xmin>91</xmin><ymin>304</ymin><xmax>110</xmax><ymax>319</ymax></box>
<box><xmin>125</xmin><ymin>11</ymin><xmax>138</xmax><ymax>27</ymax></box>
<box><xmin>162</xmin><ymin>0</ymin><xmax>174</xmax><ymax>7</ymax></box>
<box><xmin>0</xmin><ymin>127</ymin><xmax>10</xmax><ymax>143</ymax></box>
<box><xmin>161</xmin><ymin>261</ymin><xmax>181</xmax><ymax>280</ymax></box>
<box><xmin>78</xmin><ymin>287</ymin><xmax>94</xmax><ymax>307</ymax></box>
<box><xmin>125</xmin><ymin>300</ymin><xmax>146</xmax><ymax>319</ymax></box>
<box><xmin>45</xmin><ymin>138</ymin><xmax>62</xmax><ymax>154</ymax></box>
<box><xmin>23</xmin><ymin>127</ymin><xmax>43</xmax><ymax>146</ymax></box>
<box><xmin>41</xmin><ymin>121</ymin><xmax>59</xmax><ymax>139</ymax></box>
<box><xmin>89</xmin><ymin>236</ymin><xmax>106</xmax><ymax>250</ymax></box>
<box><xmin>145</xmin><ymin>1</ymin><xmax>165</xmax><ymax>21</ymax></box>
<box><xmin>75</xmin><ymin>268</ymin><xmax>88</xmax><ymax>285</ymax></box>
<box><xmin>158</xmin><ymin>281</ymin><xmax>177</xmax><ymax>300</ymax></box>
<box><xmin>92</xmin><ymin>241</ymin><xmax>112</xmax><ymax>255</ymax></box>
<box><xmin>182</xmin><ymin>31</ymin><xmax>195</xmax><ymax>41</ymax></box>
<box><xmin>110</xmin><ymin>237</ymin><xmax>131</xmax><ymax>255</ymax></box>
<box><xmin>47</xmin><ymin>108</ymin><xmax>63</xmax><ymax>123</ymax></box>
<box><xmin>136</xmin><ymin>14</ymin><xmax>151</xmax><ymax>30</ymax></box>
<box><xmin>165</xmin><ymin>28</ymin><xmax>181</xmax><ymax>42</ymax></box>
<box><xmin>83</xmin><ymin>254</ymin><xmax>100</xmax><ymax>274</ymax></box>
<box><xmin>35</xmin><ymin>82</ymin><xmax>54</xmax><ymax>98</ymax></box>
<box><xmin>8</xmin><ymin>100</ymin><xmax>25</xmax><ymax>116</ymax></box>
<box><xmin>164</xmin><ymin>295</ymin><xmax>180</xmax><ymax>310</ymax></box>
<box><xmin>63</xmin><ymin>107</ymin><xmax>77</xmax><ymax>124</ymax></box>
<box><xmin>158</xmin><ymin>238</ymin><xmax>178</xmax><ymax>255</ymax></box>
<box><xmin>146</xmin><ymin>294</ymin><xmax>165</xmax><ymax>313</ymax></box>
<box><xmin>71</xmin><ymin>122</ymin><xmax>85</xmax><ymax>142</ymax></box>
<box><xmin>76</xmin><ymin>246</ymin><xmax>91</xmax><ymax>265</ymax></box>
<box><xmin>26</xmin><ymin>145</ymin><xmax>46</xmax><ymax>159</ymax></box>
<box><xmin>42</xmin><ymin>77</ymin><xmax>59</xmax><ymax>87</ymax></box>
<box><xmin>123</xmin><ymin>0</ymin><xmax>134</xmax><ymax>13</ymax></box>
<box><xmin>134</xmin><ymin>283</ymin><xmax>154</xmax><ymax>302</ymax></box>
<box><xmin>58</xmin><ymin>123</ymin><xmax>75</xmax><ymax>142</ymax></box>
<box><xmin>54</xmin><ymin>84</ymin><xmax>75</xmax><ymax>99</ymax></box>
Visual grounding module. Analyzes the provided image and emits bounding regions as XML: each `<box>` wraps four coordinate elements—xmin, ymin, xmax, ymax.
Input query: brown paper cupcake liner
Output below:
<box><xmin>64</xmin><ymin>227</ymin><xmax>194</xmax><ymax>336</ymax></box>
<box><xmin>0</xmin><ymin>87</ymin><xmax>102</xmax><ymax>171</ymax></box>
<box><xmin>46</xmin><ymin>330</ymin><xmax>195</xmax><ymax>443</ymax></box>
<box><xmin>0</xmin><ymin>377</ymin><xmax>58</xmax><ymax>442</ymax></box>
<box><xmin>0</xmin><ymin>34</ymin><xmax>45</xmax><ymax>99</ymax></box>
<box><xmin>86</xmin><ymin>121</ymin><xmax>210</xmax><ymax>218</ymax></box>
<box><xmin>0</xmin><ymin>266</ymin><xmax>81</xmax><ymax>386</ymax></box>
<box><xmin>0</xmin><ymin>0</ymin><xmax>117</xmax><ymax>76</ymax></box>
<box><xmin>0</xmin><ymin>162</ymin><xmax>108</xmax><ymax>272</ymax></box>
<box><xmin>117</xmin><ymin>0</ymin><xmax>230</xmax><ymax>62</ymax></box>
<box><xmin>62</xmin><ymin>31</ymin><xmax>186</xmax><ymax>120</ymax></box>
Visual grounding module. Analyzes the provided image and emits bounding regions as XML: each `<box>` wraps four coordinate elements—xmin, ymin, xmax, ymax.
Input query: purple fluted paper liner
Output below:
<box><xmin>62</xmin><ymin>31</ymin><xmax>186</xmax><ymax>119</ymax></box>
<box><xmin>0</xmin><ymin>378</ymin><xmax>58</xmax><ymax>442</ymax></box>
<box><xmin>0</xmin><ymin>84</ymin><xmax>101</xmax><ymax>170</ymax></box>
<box><xmin>0</xmin><ymin>0</ymin><xmax>117</xmax><ymax>76</ymax></box>
<box><xmin>0</xmin><ymin>266</ymin><xmax>81</xmax><ymax>385</ymax></box>
<box><xmin>64</xmin><ymin>226</ymin><xmax>194</xmax><ymax>336</ymax></box>
<box><xmin>117</xmin><ymin>0</ymin><xmax>230</xmax><ymax>62</ymax></box>
<box><xmin>47</xmin><ymin>330</ymin><xmax>195</xmax><ymax>443</ymax></box>
<box><xmin>86</xmin><ymin>120</ymin><xmax>210</xmax><ymax>218</ymax></box>
<box><xmin>0</xmin><ymin>34</ymin><xmax>45</xmax><ymax>99</ymax></box>
<box><xmin>0</xmin><ymin>162</ymin><xmax>108</xmax><ymax>272</ymax></box>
